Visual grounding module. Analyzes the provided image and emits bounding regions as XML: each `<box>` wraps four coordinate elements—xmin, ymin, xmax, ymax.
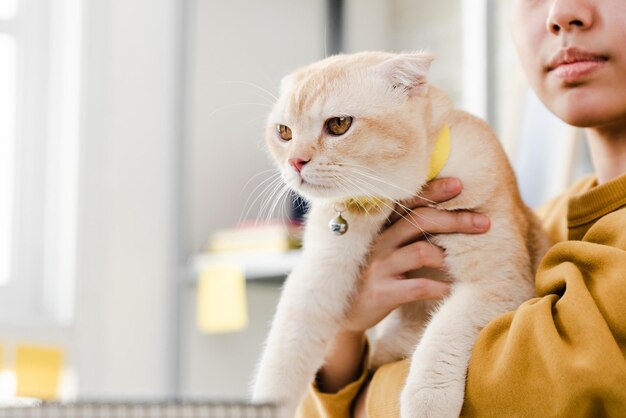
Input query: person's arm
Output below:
<box><xmin>316</xmin><ymin>330</ymin><xmax>366</xmax><ymax>393</ymax></box>
<box><xmin>462</xmin><ymin>213</ymin><xmax>626</xmax><ymax>417</ymax></box>
<box><xmin>296</xmin><ymin>178</ymin><xmax>492</xmax><ymax>418</ymax></box>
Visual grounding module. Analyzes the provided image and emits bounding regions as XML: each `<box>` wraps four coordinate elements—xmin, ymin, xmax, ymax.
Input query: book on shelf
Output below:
<box><xmin>205</xmin><ymin>221</ymin><xmax>303</xmax><ymax>254</ymax></box>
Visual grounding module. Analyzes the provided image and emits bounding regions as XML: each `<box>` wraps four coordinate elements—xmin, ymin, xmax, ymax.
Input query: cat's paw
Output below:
<box><xmin>399</xmin><ymin>382</ymin><xmax>464</xmax><ymax>418</ymax></box>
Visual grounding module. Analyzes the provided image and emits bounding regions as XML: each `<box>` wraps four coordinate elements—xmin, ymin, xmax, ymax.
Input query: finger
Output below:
<box><xmin>384</xmin><ymin>205</ymin><xmax>413</xmax><ymax>227</ymax></box>
<box><xmin>379</xmin><ymin>241</ymin><xmax>445</xmax><ymax>277</ymax></box>
<box><xmin>385</xmin><ymin>178</ymin><xmax>462</xmax><ymax>225</ymax></box>
<box><xmin>408</xmin><ymin>178</ymin><xmax>463</xmax><ymax>207</ymax></box>
<box><xmin>393</xmin><ymin>278</ymin><xmax>451</xmax><ymax>304</ymax></box>
<box><xmin>381</xmin><ymin>207</ymin><xmax>491</xmax><ymax>249</ymax></box>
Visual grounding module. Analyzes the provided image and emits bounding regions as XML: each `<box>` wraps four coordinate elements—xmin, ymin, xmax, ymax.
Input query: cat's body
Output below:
<box><xmin>252</xmin><ymin>52</ymin><xmax>550</xmax><ymax>418</ymax></box>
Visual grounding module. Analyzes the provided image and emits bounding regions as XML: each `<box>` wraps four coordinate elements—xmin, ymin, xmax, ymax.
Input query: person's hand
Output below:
<box><xmin>316</xmin><ymin>178</ymin><xmax>491</xmax><ymax>399</ymax></box>
<box><xmin>348</xmin><ymin>177</ymin><xmax>491</xmax><ymax>418</ymax></box>
<box><xmin>342</xmin><ymin>177</ymin><xmax>491</xmax><ymax>335</ymax></box>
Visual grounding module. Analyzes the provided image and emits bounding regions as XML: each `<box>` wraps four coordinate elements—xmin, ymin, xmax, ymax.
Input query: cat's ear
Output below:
<box><xmin>377</xmin><ymin>52</ymin><xmax>434</xmax><ymax>97</ymax></box>
<box><xmin>279</xmin><ymin>74</ymin><xmax>294</xmax><ymax>95</ymax></box>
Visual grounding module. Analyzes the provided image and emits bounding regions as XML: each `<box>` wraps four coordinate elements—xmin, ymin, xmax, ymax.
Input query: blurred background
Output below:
<box><xmin>0</xmin><ymin>0</ymin><xmax>592</xmax><ymax>403</ymax></box>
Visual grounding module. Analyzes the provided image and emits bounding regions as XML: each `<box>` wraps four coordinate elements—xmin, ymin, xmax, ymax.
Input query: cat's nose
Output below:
<box><xmin>288</xmin><ymin>157</ymin><xmax>310</xmax><ymax>174</ymax></box>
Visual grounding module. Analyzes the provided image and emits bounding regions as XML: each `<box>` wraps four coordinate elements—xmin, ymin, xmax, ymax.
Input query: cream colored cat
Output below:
<box><xmin>252</xmin><ymin>51</ymin><xmax>550</xmax><ymax>418</ymax></box>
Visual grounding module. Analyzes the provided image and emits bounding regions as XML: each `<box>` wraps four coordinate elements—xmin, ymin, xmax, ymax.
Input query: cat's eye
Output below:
<box><xmin>276</xmin><ymin>124</ymin><xmax>292</xmax><ymax>141</ymax></box>
<box><xmin>326</xmin><ymin>116</ymin><xmax>353</xmax><ymax>136</ymax></box>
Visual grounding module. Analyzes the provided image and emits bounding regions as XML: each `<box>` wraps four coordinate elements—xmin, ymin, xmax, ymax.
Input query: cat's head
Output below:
<box><xmin>265</xmin><ymin>51</ymin><xmax>445</xmax><ymax>204</ymax></box>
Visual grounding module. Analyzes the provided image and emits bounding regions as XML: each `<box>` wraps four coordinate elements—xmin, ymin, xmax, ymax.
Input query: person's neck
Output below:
<box><xmin>585</xmin><ymin>120</ymin><xmax>626</xmax><ymax>185</ymax></box>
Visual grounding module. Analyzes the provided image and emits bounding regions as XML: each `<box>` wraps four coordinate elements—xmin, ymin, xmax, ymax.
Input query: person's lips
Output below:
<box><xmin>546</xmin><ymin>47</ymin><xmax>608</xmax><ymax>83</ymax></box>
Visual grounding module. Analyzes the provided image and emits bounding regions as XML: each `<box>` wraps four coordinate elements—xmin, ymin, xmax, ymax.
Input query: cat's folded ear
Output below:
<box><xmin>279</xmin><ymin>74</ymin><xmax>294</xmax><ymax>95</ymax></box>
<box><xmin>377</xmin><ymin>52</ymin><xmax>435</xmax><ymax>97</ymax></box>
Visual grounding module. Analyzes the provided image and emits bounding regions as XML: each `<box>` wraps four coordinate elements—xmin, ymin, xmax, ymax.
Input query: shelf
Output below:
<box><xmin>191</xmin><ymin>250</ymin><xmax>302</xmax><ymax>282</ymax></box>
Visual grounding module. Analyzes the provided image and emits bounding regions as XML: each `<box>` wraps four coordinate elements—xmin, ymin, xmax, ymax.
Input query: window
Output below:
<box><xmin>0</xmin><ymin>1</ymin><xmax>18</xmax><ymax>287</ymax></box>
<box><xmin>0</xmin><ymin>0</ymin><xmax>81</xmax><ymax>324</ymax></box>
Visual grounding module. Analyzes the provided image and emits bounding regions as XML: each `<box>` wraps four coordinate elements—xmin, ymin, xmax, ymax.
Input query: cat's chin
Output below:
<box><xmin>292</xmin><ymin>188</ymin><xmax>342</xmax><ymax>202</ymax></box>
<box><xmin>290</xmin><ymin>181</ymin><xmax>352</xmax><ymax>202</ymax></box>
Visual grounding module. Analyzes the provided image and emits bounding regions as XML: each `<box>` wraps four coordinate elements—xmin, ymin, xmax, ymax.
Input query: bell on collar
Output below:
<box><xmin>329</xmin><ymin>212</ymin><xmax>348</xmax><ymax>236</ymax></box>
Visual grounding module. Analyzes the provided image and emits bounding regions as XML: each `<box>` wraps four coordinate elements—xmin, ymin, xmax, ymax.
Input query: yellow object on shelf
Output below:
<box><xmin>15</xmin><ymin>345</ymin><xmax>63</xmax><ymax>400</ymax></box>
<box><xmin>205</xmin><ymin>223</ymin><xmax>302</xmax><ymax>254</ymax></box>
<box><xmin>197</xmin><ymin>264</ymin><xmax>248</xmax><ymax>333</ymax></box>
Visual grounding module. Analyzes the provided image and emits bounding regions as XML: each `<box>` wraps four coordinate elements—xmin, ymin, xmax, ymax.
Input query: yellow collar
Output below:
<box><xmin>426</xmin><ymin>123</ymin><xmax>451</xmax><ymax>182</ymax></box>
<box><xmin>342</xmin><ymin>124</ymin><xmax>451</xmax><ymax>214</ymax></box>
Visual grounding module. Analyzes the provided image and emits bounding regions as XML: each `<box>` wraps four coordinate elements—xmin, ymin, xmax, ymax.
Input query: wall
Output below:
<box><xmin>74</xmin><ymin>0</ymin><xmax>181</xmax><ymax>397</ymax></box>
<box><xmin>0</xmin><ymin>0</ymin><xmax>183</xmax><ymax>399</ymax></box>
<box><xmin>343</xmin><ymin>0</ymin><xmax>463</xmax><ymax>103</ymax></box>
<box><xmin>186</xmin><ymin>0</ymin><xmax>327</xmax><ymax>254</ymax></box>
<box><xmin>388</xmin><ymin>0</ymin><xmax>464</xmax><ymax>104</ymax></box>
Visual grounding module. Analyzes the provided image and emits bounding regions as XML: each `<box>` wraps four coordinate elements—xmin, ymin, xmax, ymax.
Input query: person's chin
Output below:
<box><xmin>547</xmin><ymin>90</ymin><xmax>612</xmax><ymax>128</ymax></box>
<box><xmin>555</xmin><ymin>107</ymin><xmax>601</xmax><ymax>128</ymax></box>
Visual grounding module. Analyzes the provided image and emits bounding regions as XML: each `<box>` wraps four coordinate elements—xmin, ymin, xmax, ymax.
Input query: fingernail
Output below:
<box><xmin>473</xmin><ymin>215</ymin><xmax>489</xmax><ymax>230</ymax></box>
<box><xmin>444</xmin><ymin>178</ymin><xmax>461</xmax><ymax>193</ymax></box>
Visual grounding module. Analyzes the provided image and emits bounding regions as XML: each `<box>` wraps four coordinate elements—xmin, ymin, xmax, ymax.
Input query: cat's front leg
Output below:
<box><xmin>371</xmin><ymin>302</ymin><xmax>431</xmax><ymax>369</ymax></box>
<box><xmin>252</xmin><ymin>206</ymin><xmax>383</xmax><ymax>416</ymax></box>
<box><xmin>252</xmin><ymin>264</ymin><xmax>345</xmax><ymax>415</ymax></box>
<box><xmin>399</xmin><ymin>282</ymin><xmax>524</xmax><ymax>418</ymax></box>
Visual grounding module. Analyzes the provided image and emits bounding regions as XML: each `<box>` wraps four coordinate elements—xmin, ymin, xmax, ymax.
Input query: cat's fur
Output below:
<box><xmin>252</xmin><ymin>52</ymin><xmax>550</xmax><ymax>418</ymax></box>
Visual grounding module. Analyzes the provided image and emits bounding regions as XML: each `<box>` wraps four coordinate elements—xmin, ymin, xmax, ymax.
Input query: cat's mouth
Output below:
<box><xmin>299</xmin><ymin>178</ymin><xmax>332</xmax><ymax>190</ymax></box>
<box><xmin>288</xmin><ymin>172</ymin><xmax>358</xmax><ymax>200</ymax></box>
<box><xmin>292</xmin><ymin>177</ymin><xmax>344</xmax><ymax>199</ymax></box>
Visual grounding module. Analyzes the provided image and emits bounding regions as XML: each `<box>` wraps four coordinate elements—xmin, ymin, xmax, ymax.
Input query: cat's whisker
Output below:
<box><xmin>340</xmin><ymin>175</ymin><xmax>411</xmax><ymax>224</ymax></box>
<box><xmin>340</xmin><ymin>163</ymin><xmax>420</xmax><ymax>195</ymax></box>
<box><xmin>375</xmin><ymin>194</ymin><xmax>445</xmax><ymax>235</ymax></box>
<box><xmin>278</xmin><ymin>189</ymin><xmax>291</xmax><ymax>224</ymax></box>
<box><xmin>291</xmin><ymin>192</ymin><xmax>308</xmax><ymax>214</ymax></box>
<box><xmin>246</xmin><ymin>114</ymin><xmax>271</xmax><ymax>126</ymax></box>
<box><xmin>331</xmin><ymin>174</ymin><xmax>375</xmax><ymax>217</ymax></box>
<box><xmin>240</xmin><ymin>174</ymin><xmax>284</xmax><ymax>225</ymax></box>
<box><xmin>347</xmin><ymin>168</ymin><xmax>441</xmax><ymax>209</ymax></box>
<box><xmin>341</xmin><ymin>164</ymin><xmax>439</xmax><ymax>206</ymax></box>
<box><xmin>257</xmin><ymin>180</ymin><xmax>288</xmax><ymax>226</ymax></box>
<box><xmin>348</xmin><ymin>167</ymin><xmax>439</xmax><ymax>205</ymax></box>
<box><xmin>260</xmin><ymin>179</ymin><xmax>289</xmax><ymax>222</ymax></box>
<box><xmin>343</xmin><ymin>175</ymin><xmax>435</xmax><ymax>244</ymax></box>
<box><xmin>282</xmin><ymin>195</ymin><xmax>292</xmax><ymax>223</ymax></box>
<box><xmin>266</xmin><ymin>185</ymin><xmax>290</xmax><ymax>224</ymax></box>
<box><xmin>265</xmin><ymin>185</ymin><xmax>291</xmax><ymax>225</ymax></box>
<box><xmin>241</xmin><ymin>169</ymin><xmax>282</xmax><ymax>195</ymax></box>
<box><xmin>285</xmin><ymin>192</ymin><xmax>302</xmax><ymax>222</ymax></box>
<box><xmin>381</xmin><ymin>196</ymin><xmax>446</xmax><ymax>233</ymax></box>
<box><xmin>286</xmin><ymin>190</ymin><xmax>305</xmax><ymax>217</ymax></box>
<box><xmin>250</xmin><ymin>179</ymin><xmax>283</xmax><ymax>226</ymax></box>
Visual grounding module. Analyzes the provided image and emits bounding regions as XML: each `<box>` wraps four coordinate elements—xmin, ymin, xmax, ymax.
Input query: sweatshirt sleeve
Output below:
<box><xmin>295</xmin><ymin>340</ymin><xmax>371</xmax><ymax>418</ymax></box>
<box><xmin>461</xmin><ymin>208</ymin><xmax>626</xmax><ymax>417</ymax></box>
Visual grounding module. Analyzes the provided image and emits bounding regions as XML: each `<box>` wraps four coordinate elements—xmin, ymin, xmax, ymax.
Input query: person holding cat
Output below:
<box><xmin>297</xmin><ymin>0</ymin><xmax>626</xmax><ymax>416</ymax></box>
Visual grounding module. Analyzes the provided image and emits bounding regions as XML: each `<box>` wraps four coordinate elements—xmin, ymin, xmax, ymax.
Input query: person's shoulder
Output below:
<box><xmin>535</xmin><ymin>175</ymin><xmax>597</xmax><ymax>244</ymax></box>
<box><xmin>537</xmin><ymin>175</ymin><xmax>597</xmax><ymax>216</ymax></box>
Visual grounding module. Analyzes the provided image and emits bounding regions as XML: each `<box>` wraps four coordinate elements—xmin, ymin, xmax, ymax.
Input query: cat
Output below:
<box><xmin>251</xmin><ymin>51</ymin><xmax>550</xmax><ymax>418</ymax></box>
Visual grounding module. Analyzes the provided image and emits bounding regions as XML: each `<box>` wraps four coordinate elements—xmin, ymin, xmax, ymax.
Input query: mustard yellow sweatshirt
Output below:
<box><xmin>297</xmin><ymin>173</ymin><xmax>626</xmax><ymax>418</ymax></box>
